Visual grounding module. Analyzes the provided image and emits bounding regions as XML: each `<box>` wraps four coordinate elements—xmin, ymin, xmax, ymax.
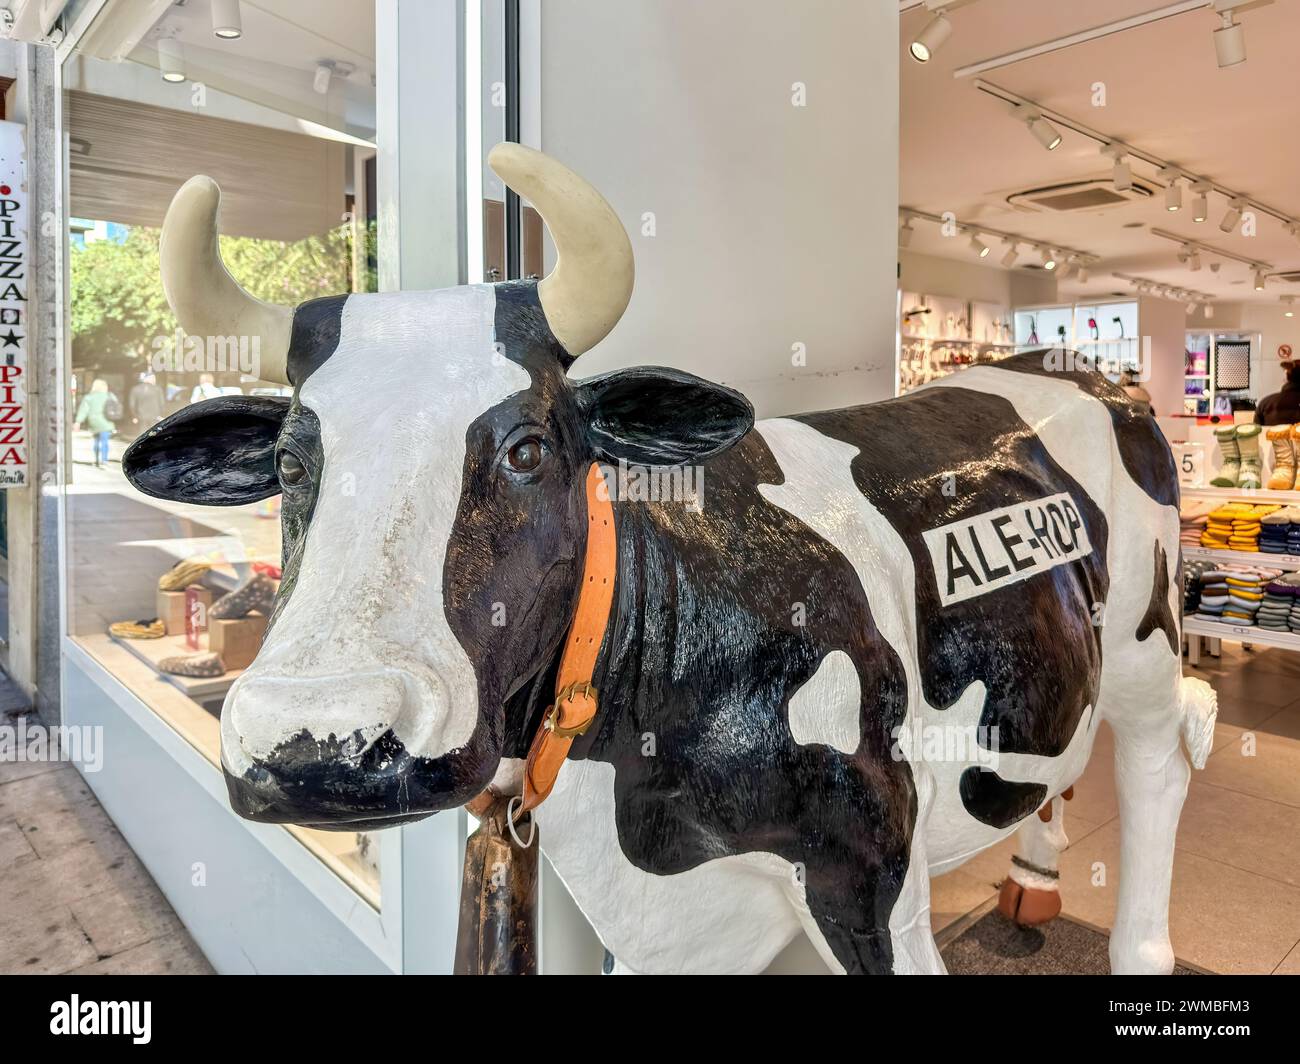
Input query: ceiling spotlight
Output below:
<box><xmin>1077</xmin><ymin>263</ymin><xmax>1090</xmax><ymax>284</ymax></box>
<box><xmin>1020</xmin><ymin>107</ymin><xmax>1062</xmax><ymax>151</ymax></box>
<box><xmin>1040</xmin><ymin>247</ymin><xmax>1057</xmax><ymax>270</ymax></box>
<box><xmin>1214</xmin><ymin>9</ymin><xmax>1247</xmax><ymax>68</ymax></box>
<box><xmin>910</xmin><ymin>9</ymin><xmax>953</xmax><ymax>63</ymax></box>
<box><xmin>1159</xmin><ymin>169</ymin><xmax>1182</xmax><ymax>212</ymax></box>
<box><xmin>1190</xmin><ymin>249</ymin><xmax>1202</xmax><ymax>271</ymax></box>
<box><xmin>1220</xmin><ymin>197</ymin><xmax>1246</xmax><ymax>233</ymax></box>
<box><xmin>1186</xmin><ymin>301</ymin><xmax>1197</xmax><ymax>314</ymax></box>
<box><xmin>899</xmin><ymin>217</ymin><xmax>914</xmax><ymax>248</ymax></box>
<box><xmin>211</xmin><ymin>0</ymin><xmax>242</xmax><ymax>39</ymax></box>
<box><xmin>1255</xmin><ymin>269</ymin><xmax>1267</xmax><ymax>291</ymax></box>
<box><xmin>1204</xmin><ymin>303</ymin><xmax>1215</xmax><ymax>319</ymax></box>
<box><xmin>1287</xmin><ymin>221</ymin><xmax>1300</xmax><ymax>241</ymax></box>
<box><xmin>1285</xmin><ymin>297</ymin><xmax>1296</xmax><ymax>318</ymax></box>
<box><xmin>313</xmin><ymin>61</ymin><xmax>338</xmax><ymax>95</ymax></box>
<box><xmin>1191</xmin><ymin>179</ymin><xmax>1211</xmax><ymax>222</ymax></box>
<box><xmin>968</xmin><ymin>232</ymin><xmax>990</xmax><ymax>258</ymax></box>
<box><xmin>1209</xmin><ymin>260</ymin><xmax>1221</xmax><ymax>273</ymax></box>
<box><xmin>157</xmin><ymin>36</ymin><xmax>185</xmax><ymax>82</ymax></box>
<box><xmin>1000</xmin><ymin>241</ymin><xmax>1019</xmax><ymax>267</ymax></box>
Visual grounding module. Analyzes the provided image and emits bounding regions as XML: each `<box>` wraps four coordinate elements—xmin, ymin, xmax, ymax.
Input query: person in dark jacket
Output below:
<box><xmin>128</xmin><ymin>372</ymin><xmax>165</xmax><ymax>434</ymax></box>
<box><xmin>1255</xmin><ymin>364</ymin><xmax>1300</xmax><ymax>425</ymax></box>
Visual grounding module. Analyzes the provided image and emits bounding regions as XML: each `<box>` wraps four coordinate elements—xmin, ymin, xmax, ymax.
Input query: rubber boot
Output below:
<box><xmin>1211</xmin><ymin>425</ymin><xmax>1241</xmax><ymax>487</ymax></box>
<box><xmin>1267</xmin><ymin>425</ymin><xmax>1297</xmax><ymax>490</ymax></box>
<box><xmin>1236</xmin><ymin>423</ymin><xmax>1263</xmax><ymax>489</ymax></box>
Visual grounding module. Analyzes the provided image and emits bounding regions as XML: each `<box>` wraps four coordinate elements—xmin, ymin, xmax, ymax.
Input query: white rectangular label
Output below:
<box><xmin>922</xmin><ymin>492</ymin><xmax>1094</xmax><ymax>607</ymax></box>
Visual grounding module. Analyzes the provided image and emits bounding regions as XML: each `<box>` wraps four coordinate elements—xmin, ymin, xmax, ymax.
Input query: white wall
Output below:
<box><xmin>538</xmin><ymin>0</ymin><xmax>899</xmax><ymax>418</ymax></box>
<box><xmin>902</xmin><ymin>250</ymin><xmax>1057</xmax><ymax>308</ymax></box>
<box><xmin>1138</xmin><ymin>295</ymin><xmax>1188</xmax><ymax>419</ymax></box>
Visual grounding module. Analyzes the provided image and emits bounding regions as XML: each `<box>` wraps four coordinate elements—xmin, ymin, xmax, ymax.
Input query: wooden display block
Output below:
<box><xmin>208</xmin><ymin>613</ymin><xmax>269</xmax><ymax>671</ymax></box>
<box><xmin>157</xmin><ymin>586</ymin><xmax>213</xmax><ymax>637</ymax></box>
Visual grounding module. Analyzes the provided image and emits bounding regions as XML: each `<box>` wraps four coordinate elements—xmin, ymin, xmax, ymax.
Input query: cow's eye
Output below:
<box><xmin>277</xmin><ymin>451</ymin><xmax>308</xmax><ymax>486</ymax></box>
<box><xmin>506</xmin><ymin>437</ymin><xmax>544</xmax><ymax>473</ymax></box>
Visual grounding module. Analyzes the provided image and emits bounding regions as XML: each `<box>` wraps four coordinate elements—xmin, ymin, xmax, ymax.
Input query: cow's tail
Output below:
<box><xmin>1179</xmin><ymin>676</ymin><xmax>1218</xmax><ymax>769</ymax></box>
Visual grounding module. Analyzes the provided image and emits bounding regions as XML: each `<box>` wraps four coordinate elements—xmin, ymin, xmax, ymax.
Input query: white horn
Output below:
<box><xmin>161</xmin><ymin>176</ymin><xmax>294</xmax><ymax>385</ymax></box>
<box><xmin>487</xmin><ymin>143</ymin><xmax>633</xmax><ymax>357</ymax></box>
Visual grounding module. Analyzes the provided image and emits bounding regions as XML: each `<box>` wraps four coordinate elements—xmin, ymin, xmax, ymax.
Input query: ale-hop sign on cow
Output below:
<box><xmin>922</xmin><ymin>492</ymin><xmax>1094</xmax><ymax>607</ymax></box>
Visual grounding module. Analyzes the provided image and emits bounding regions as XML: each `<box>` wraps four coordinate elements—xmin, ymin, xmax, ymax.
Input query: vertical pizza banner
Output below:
<box><xmin>0</xmin><ymin>120</ymin><xmax>25</xmax><ymax>487</ymax></box>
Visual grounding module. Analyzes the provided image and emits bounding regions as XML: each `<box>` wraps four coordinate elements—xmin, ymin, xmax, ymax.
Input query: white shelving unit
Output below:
<box><xmin>1181</xmin><ymin>545</ymin><xmax>1300</xmax><ymax>570</ymax></box>
<box><xmin>1181</xmin><ymin>486</ymin><xmax>1300</xmax><ymax>660</ymax></box>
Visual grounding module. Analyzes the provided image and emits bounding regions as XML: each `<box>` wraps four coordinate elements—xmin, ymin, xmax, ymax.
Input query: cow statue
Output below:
<box><xmin>123</xmin><ymin>144</ymin><xmax>1217</xmax><ymax>975</ymax></box>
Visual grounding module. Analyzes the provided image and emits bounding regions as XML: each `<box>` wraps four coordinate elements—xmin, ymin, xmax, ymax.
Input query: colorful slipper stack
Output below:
<box><xmin>1260</xmin><ymin>508</ymin><xmax>1292</xmax><ymax>555</ymax></box>
<box><xmin>1195</xmin><ymin>565</ymin><xmax>1284</xmax><ymax>625</ymax></box>
<box><xmin>1180</xmin><ymin>499</ymin><xmax>1214</xmax><ymax>548</ymax></box>
<box><xmin>1258</xmin><ymin>579</ymin><xmax>1296</xmax><ymax>632</ymax></box>
<box><xmin>1200</xmin><ymin>502</ymin><xmax>1282</xmax><ymax>552</ymax></box>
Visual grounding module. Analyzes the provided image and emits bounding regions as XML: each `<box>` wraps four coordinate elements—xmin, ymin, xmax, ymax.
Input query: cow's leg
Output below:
<box><xmin>799</xmin><ymin>766</ymin><xmax>945</xmax><ymax>975</ymax></box>
<box><xmin>1107</xmin><ymin>686</ymin><xmax>1190</xmax><ymax>975</ymax></box>
<box><xmin>998</xmin><ymin>793</ymin><xmax>1068</xmax><ymax>926</ymax></box>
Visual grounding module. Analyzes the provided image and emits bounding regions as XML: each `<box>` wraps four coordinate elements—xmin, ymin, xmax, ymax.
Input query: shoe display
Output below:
<box><xmin>1210</xmin><ymin>425</ymin><xmax>1241</xmax><ymax>487</ymax></box>
<box><xmin>1235</xmin><ymin>424</ymin><xmax>1263</xmax><ymax>490</ymax></box>
<box><xmin>108</xmin><ymin>618</ymin><xmax>165</xmax><ymax>640</ymax></box>
<box><xmin>210</xmin><ymin>573</ymin><xmax>277</xmax><ymax>620</ymax></box>
<box><xmin>159</xmin><ymin>558</ymin><xmax>213</xmax><ymax>592</ymax></box>
<box><xmin>1266</xmin><ymin>424</ymin><xmax>1297</xmax><ymax>490</ymax></box>
<box><xmin>157</xmin><ymin>651</ymin><xmax>226</xmax><ymax>678</ymax></box>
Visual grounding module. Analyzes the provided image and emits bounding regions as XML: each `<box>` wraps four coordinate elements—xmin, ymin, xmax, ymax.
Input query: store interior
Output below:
<box><xmin>900</xmin><ymin>0</ymin><xmax>1300</xmax><ymax>975</ymax></box>
<box><xmin>8</xmin><ymin>0</ymin><xmax>1295</xmax><ymax>974</ymax></box>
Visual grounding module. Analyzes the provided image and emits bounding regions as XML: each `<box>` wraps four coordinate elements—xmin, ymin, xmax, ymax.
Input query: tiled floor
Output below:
<box><xmin>3</xmin><ymin>642</ymin><xmax>1298</xmax><ymax>974</ymax></box>
<box><xmin>931</xmin><ymin>641</ymin><xmax>1300</xmax><ymax>975</ymax></box>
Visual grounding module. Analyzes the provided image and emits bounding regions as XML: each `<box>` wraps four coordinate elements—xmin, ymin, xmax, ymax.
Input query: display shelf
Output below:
<box><xmin>1182</xmin><ymin>485</ymin><xmax>1300</xmax><ymax>504</ymax></box>
<box><xmin>1184</xmin><ymin>617</ymin><xmax>1300</xmax><ymax>651</ymax></box>
<box><xmin>110</xmin><ymin>631</ymin><xmax>245</xmax><ymax>699</ymax></box>
<box><xmin>1181</xmin><ymin>545</ymin><xmax>1300</xmax><ymax>570</ymax></box>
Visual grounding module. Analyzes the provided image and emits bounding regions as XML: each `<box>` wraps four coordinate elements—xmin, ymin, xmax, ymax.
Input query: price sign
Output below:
<box><xmin>1175</xmin><ymin>442</ymin><xmax>1205</xmax><ymax>488</ymax></box>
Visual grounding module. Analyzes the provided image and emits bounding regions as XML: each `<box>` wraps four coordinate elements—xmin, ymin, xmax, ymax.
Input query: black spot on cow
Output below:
<box><xmin>958</xmin><ymin>768</ymin><xmax>1047</xmax><ymax>830</ymax></box>
<box><xmin>286</xmin><ymin>294</ymin><xmax>348</xmax><ymax>386</ymax></box>
<box><xmin>798</xmin><ymin>387</ymin><xmax>1110</xmax><ymax>764</ymax></box>
<box><xmin>565</xmin><ymin>429</ymin><xmax>915</xmax><ymax>974</ymax></box>
<box><xmin>1137</xmin><ymin>539</ymin><xmax>1179</xmax><ymax>657</ymax></box>
<box><xmin>989</xmin><ymin>350</ymin><xmax>1179</xmax><ymax>508</ymax></box>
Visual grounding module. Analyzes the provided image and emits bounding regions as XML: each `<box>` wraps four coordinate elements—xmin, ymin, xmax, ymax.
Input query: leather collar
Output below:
<box><xmin>467</xmin><ymin>462</ymin><xmax>616</xmax><ymax>822</ymax></box>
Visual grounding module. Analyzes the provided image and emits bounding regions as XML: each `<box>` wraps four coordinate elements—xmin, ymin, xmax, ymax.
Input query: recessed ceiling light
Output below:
<box><xmin>910</xmin><ymin>11</ymin><xmax>952</xmax><ymax>63</ymax></box>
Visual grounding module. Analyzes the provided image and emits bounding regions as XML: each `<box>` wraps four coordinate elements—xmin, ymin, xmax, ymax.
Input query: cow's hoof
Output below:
<box><xmin>998</xmin><ymin>878</ymin><xmax>1062</xmax><ymax>927</ymax></box>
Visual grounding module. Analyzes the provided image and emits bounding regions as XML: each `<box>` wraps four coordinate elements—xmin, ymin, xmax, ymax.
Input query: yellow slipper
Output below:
<box><xmin>158</xmin><ymin>558</ymin><xmax>212</xmax><ymax>591</ymax></box>
<box><xmin>109</xmin><ymin>618</ymin><xmax>166</xmax><ymax>639</ymax></box>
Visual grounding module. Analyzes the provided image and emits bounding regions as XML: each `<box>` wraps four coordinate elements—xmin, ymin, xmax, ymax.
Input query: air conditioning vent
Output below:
<box><xmin>1008</xmin><ymin>179</ymin><xmax>1155</xmax><ymax>213</ymax></box>
<box><xmin>1271</xmin><ymin>271</ymin><xmax>1300</xmax><ymax>285</ymax></box>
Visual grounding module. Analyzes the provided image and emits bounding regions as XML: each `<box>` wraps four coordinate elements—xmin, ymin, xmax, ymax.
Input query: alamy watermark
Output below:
<box><xmin>150</xmin><ymin>330</ymin><xmax>261</xmax><ymax>377</ymax></box>
<box><xmin>595</xmin><ymin>459</ymin><xmax>704</xmax><ymax>513</ymax></box>
<box><xmin>0</xmin><ymin>717</ymin><xmax>103</xmax><ymax>772</ymax></box>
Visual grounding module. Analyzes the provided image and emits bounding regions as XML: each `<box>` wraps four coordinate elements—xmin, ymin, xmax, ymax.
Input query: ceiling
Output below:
<box><xmin>78</xmin><ymin>0</ymin><xmax>377</xmax><ymax>140</ymax></box>
<box><xmin>900</xmin><ymin>0</ymin><xmax>1300</xmax><ymax>307</ymax></box>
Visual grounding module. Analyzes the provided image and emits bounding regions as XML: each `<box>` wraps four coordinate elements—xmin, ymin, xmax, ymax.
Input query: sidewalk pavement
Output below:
<box><xmin>0</xmin><ymin>675</ymin><xmax>212</xmax><ymax>975</ymax></box>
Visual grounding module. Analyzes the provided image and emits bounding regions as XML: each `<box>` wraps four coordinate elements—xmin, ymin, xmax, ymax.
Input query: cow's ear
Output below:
<box><xmin>123</xmin><ymin>395</ymin><xmax>290</xmax><ymax>505</ymax></box>
<box><xmin>576</xmin><ymin>367</ymin><xmax>753</xmax><ymax>466</ymax></box>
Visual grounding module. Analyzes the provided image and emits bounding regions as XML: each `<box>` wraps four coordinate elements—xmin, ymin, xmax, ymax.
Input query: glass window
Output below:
<box><xmin>62</xmin><ymin>0</ymin><xmax>380</xmax><ymax>906</ymax></box>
